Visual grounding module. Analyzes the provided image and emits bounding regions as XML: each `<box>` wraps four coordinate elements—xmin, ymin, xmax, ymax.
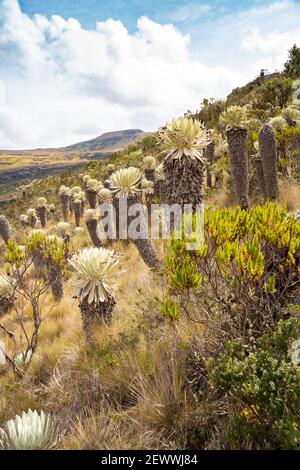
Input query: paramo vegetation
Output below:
<box><xmin>1</xmin><ymin>45</ymin><xmax>300</xmax><ymax>450</ymax></box>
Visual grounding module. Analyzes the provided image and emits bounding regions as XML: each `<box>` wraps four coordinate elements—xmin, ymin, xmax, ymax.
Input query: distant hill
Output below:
<box><xmin>0</xmin><ymin>129</ymin><xmax>152</xmax><ymax>187</ymax></box>
<box><xmin>63</xmin><ymin>129</ymin><xmax>150</xmax><ymax>152</ymax></box>
<box><xmin>0</xmin><ymin>129</ymin><xmax>151</xmax><ymax>154</ymax></box>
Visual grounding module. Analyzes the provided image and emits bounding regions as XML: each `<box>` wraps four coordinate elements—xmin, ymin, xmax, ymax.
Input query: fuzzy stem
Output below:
<box><xmin>79</xmin><ymin>296</ymin><xmax>116</xmax><ymax>337</ymax></box>
<box><xmin>226</xmin><ymin>128</ymin><xmax>249</xmax><ymax>210</ymax></box>
<box><xmin>60</xmin><ymin>194</ymin><xmax>69</xmax><ymax>222</ymax></box>
<box><xmin>259</xmin><ymin>123</ymin><xmax>279</xmax><ymax>201</ymax></box>
<box><xmin>86</xmin><ymin>190</ymin><xmax>97</xmax><ymax>209</ymax></box>
<box><xmin>73</xmin><ymin>201</ymin><xmax>81</xmax><ymax>228</ymax></box>
<box><xmin>37</xmin><ymin>206</ymin><xmax>47</xmax><ymax>228</ymax></box>
<box><xmin>0</xmin><ymin>215</ymin><xmax>11</xmax><ymax>244</ymax></box>
<box><xmin>86</xmin><ymin>218</ymin><xmax>102</xmax><ymax>247</ymax></box>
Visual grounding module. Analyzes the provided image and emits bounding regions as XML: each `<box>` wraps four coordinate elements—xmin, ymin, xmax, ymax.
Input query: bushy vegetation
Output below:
<box><xmin>209</xmin><ymin>317</ymin><xmax>300</xmax><ymax>449</ymax></box>
<box><xmin>0</xmin><ymin>46</ymin><xmax>300</xmax><ymax>450</ymax></box>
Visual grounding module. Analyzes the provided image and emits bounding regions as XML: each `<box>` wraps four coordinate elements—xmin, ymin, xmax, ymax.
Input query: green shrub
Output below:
<box><xmin>160</xmin><ymin>298</ymin><xmax>180</xmax><ymax>322</ymax></box>
<box><xmin>284</xmin><ymin>44</ymin><xmax>300</xmax><ymax>78</ymax></box>
<box><xmin>255</xmin><ymin>78</ymin><xmax>293</xmax><ymax>111</ymax></box>
<box><xmin>166</xmin><ymin>203</ymin><xmax>300</xmax><ymax>344</ymax></box>
<box><xmin>208</xmin><ymin>318</ymin><xmax>300</xmax><ymax>449</ymax></box>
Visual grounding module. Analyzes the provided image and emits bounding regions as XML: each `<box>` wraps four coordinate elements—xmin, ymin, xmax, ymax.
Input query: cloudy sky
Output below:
<box><xmin>0</xmin><ymin>0</ymin><xmax>300</xmax><ymax>149</ymax></box>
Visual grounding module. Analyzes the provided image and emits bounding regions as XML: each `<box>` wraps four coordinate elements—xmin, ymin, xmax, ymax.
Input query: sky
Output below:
<box><xmin>0</xmin><ymin>0</ymin><xmax>300</xmax><ymax>149</ymax></box>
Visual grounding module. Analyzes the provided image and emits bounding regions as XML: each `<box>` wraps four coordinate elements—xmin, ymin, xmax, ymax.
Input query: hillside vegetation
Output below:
<box><xmin>1</xmin><ymin>46</ymin><xmax>300</xmax><ymax>450</ymax></box>
<box><xmin>0</xmin><ymin>129</ymin><xmax>150</xmax><ymax>201</ymax></box>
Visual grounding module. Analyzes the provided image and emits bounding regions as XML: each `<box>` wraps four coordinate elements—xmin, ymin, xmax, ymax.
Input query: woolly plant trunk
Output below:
<box><xmin>50</xmin><ymin>209</ymin><xmax>56</xmax><ymax>220</ymax></box>
<box><xmin>259</xmin><ymin>123</ymin><xmax>279</xmax><ymax>201</ymax></box>
<box><xmin>226</xmin><ymin>129</ymin><xmax>249</xmax><ymax>210</ymax></box>
<box><xmin>253</xmin><ymin>155</ymin><xmax>267</xmax><ymax>202</ymax></box>
<box><xmin>69</xmin><ymin>198</ymin><xmax>74</xmax><ymax>215</ymax></box>
<box><xmin>47</xmin><ymin>265</ymin><xmax>64</xmax><ymax>301</ymax></box>
<box><xmin>163</xmin><ymin>156</ymin><xmax>205</xmax><ymax>212</ymax></box>
<box><xmin>276</xmin><ymin>133</ymin><xmax>288</xmax><ymax>178</ymax></box>
<box><xmin>0</xmin><ymin>215</ymin><xmax>11</xmax><ymax>244</ymax></box>
<box><xmin>122</xmin><ymin>195</ymin><xmax>160</xmax><ymax>269</ymax></box>
<box><xmin>86</xmin><ymin>190</ymin><xmax>97</xmax><ymax>209</ymax></box>
<box><xmin>145</xmin><ymin>169</ymin><xmax>155</xmax><ymax>182</ymax></box>
<box><xmin>30</xmin><ymin>217</ymin><xmax>37</xmax><ymax>228</ymax></box>
<box><xmin>80</xmin><ymin>200</ymin><xmax>85</xmax><ymax>217</ymax></box>
<box><xmin>86</xmin><ymin>218</ymin><xmax>102</xmax><ymax>247</ymax></box>
<box><xmin>73</xmin><ymin>201</ymin><xmax>82</xmax><ymax>228</ymax></box>
<box><xmin>60</xmin><ymin>194</ymin><xmax>69</xmax><ymax>222</ymax></box>
<box><xmin>32</xmin><ymin>251</ymin><xmax>46</xmax><ymax>279</ymax></box>
<box><xmin>22</xmin><ymin>188</ymin><xmax>27</xmax><ymax>200</ymax></box>
<box><xmin>154</xmin><ymin>179</ymin><xmax>165</xmax><ymax>201</ymax></box>
<box><xmin>37</xmin><ymin>207</ymin><xmax>47</xmax><ymax>228</ymax></box>
<box><xmin>205</xmin><ymin>142</ymin><xmax>215</xmax><ymax>188</ymax></box>
<box><xmin>112</xmin><ymin>196</ymin><xmax>120</xmax><ymax>240</ymax></box>
<box><xmin>79</xmin><ymin>296</ymin><xmax>116</xmax><ymax>335</ymax></box>
<box><xmin>28</xmin><ymin>214</ymin><xmax>37</xmax><ymax>229</ymax></box>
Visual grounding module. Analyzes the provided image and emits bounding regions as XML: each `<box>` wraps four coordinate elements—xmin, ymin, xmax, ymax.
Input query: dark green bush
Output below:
<box><xmin>208</xmin><ymin>317</ymin><xmax>300</xmax><ymax>449</ymax></box>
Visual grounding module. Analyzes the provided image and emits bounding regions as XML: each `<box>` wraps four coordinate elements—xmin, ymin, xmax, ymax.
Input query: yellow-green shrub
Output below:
<box><xmin>166</xmin><ymin>203</ymin><xmax>300</xmax><ymax>343</ymax></box>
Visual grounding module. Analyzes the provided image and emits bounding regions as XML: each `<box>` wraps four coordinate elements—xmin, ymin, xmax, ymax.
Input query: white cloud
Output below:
<box><xmin>0</xmin><ymin>80</ymin><xmax>5</xmax><ymax>105</ymax></box>
<box><xmin>237</xmin><ymin>1</ymin><xmax>300</xmax><ymax>73</ymax></box>
<box><xmin>239</xmin><ymin>1</ymin><xmax>300</xmax><ymax>71</ymax></box>
<box><xmin>188</xmin><ymin>0</ymin><xmax>300</xmax><ymax>74</ymax></box>
<box><xmin>170</xmin><ymin>3</ymin><xmax>211</xmax><ymax>23</ymax></box>
<box><xmin>0</xmin><ymin>0</ymin><xmax>299</xmax><ymax>149</ymax></box>
<box><xmin>0</xmin><ymin>0</ymin><xmax>245</xmax><ymax>149</ymax></box>
<box><xmin>242</xmin><ymin>27</ymin><xmax>300</xmax><ymax>72</ymax></box>
<box><xmin>241</xmin><ymin>0</ymin><xmax>300</xmax><ymax>57</ymax></box>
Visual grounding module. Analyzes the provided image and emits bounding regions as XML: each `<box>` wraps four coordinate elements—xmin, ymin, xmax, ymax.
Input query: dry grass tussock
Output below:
<box><xmin>208</xmin><ymin>181</ymin><xmax>300</xmax><ymax>211</ymax></box>
<box><xmin>1</xmin><ymin>222</ymin><xmax>213</xmax><ymax>449</ymax></box>
<box><xmin>279</xmin><ymin>179</ymin><xmax>300</xmax><ymax>211</ymax></box>
<box><xmin>2</xmin><ymin>179</ymin><xmax>299</xmax><ymax>449</ymax></box>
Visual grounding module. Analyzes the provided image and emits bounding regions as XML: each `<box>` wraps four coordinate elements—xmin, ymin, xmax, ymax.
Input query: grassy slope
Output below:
<box><xmin>1</xmin><ymin>167</ymin><xmax>300</xmax><ymax>449</ymax></box>
<box><xmin>0</xmin><ymin>129</ymin><xmax>150</xmax><ymax>172</ymax></box>
<box><xmin>1</xmin><ymin>64</ymin><xmax>300</xmax><ymax>449</ymax></box>
<box><xmin>0</xmin><ymin>150</ymin><xmax>109</xmax><ymax>172</ymax></box>
<box><xmin>0</xmin><ymin>222</ymin><xmax>202</xmax><ymax>449</ymax></box>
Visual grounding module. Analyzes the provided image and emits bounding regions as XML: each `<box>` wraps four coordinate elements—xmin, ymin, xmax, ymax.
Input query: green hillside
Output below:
<box><xmin>1</xmin><ymin>45</ymin><xmax>300</xmax><ymax>451</ymax></box>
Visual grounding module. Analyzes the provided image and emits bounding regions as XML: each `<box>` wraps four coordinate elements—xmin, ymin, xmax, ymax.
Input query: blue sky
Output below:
<box><xmin>1</xmin><ymin>0</ymin><xmax>300</xmax><ymax>148</ymax></box>
<box><xmin>19</xmin><ymin>0</ymin><xmax>278</xmax><ymax>30</ymax></box>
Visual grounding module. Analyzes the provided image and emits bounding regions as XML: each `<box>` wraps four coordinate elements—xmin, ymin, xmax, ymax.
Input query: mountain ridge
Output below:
<box><xmin>63</xmin><ymin>128</ymin><xmax>150</xmax><ymax>151</ymax></box>
<box><xmin>0</xmin><ymin>128</ymin><xmax>151</xmax><ymax>154</ymax></box>
<box><xmin>0</xmin><ymin>128</ymin><xmax>150</xmax><ymax>153</ymax></box>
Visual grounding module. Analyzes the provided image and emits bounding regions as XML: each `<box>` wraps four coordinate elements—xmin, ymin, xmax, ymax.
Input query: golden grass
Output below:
<box><xmin>208</xmin><ymin>180</ymin><xmax>300</xmax><ymax>213</ymax></box>
<box><xmin>0</xmin><ymin>151</ymin><xmax>80</xmax><ymax>171</ymax></box>
<box><xmin>1</xmin><ymin>220</ymin><xmax>193</xmax><ymax>448</ymax></box>
<box><xmin>208</xmin><ymin>187</ymin><xmax>235</xmax><ymax>208</ymax></box>
<box><xmin>279</xmin><ymin>180</ymin><xmax>300</xmax><ymax>211</ymax></box>
<box><xmin>0</xmin><ymin>148</ymin><xmax>110</xmax><ymax>172</ymax></box>
<box><xmin>3</xmin><ymin>175</ymin><xmax>299</xmax><ymax>449</ymax></box>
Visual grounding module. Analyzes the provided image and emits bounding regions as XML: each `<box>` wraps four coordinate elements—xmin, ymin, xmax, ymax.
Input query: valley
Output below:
<box><xmin>0</xmin><ymin>128</ymin><xmax>149</xmax><ymax>200</ymax></box>
<box><xmin>0</xmin><ymin>34</ymin><xmax>300</xmax><ymax>452</ymax></box>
